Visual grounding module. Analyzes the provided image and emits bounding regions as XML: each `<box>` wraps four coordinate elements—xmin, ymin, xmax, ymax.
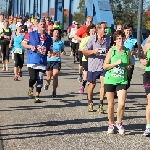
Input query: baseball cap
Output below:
<box><xmin>72</xmin><ymin>21</ymin><xmax>75</xmax><ymax>24</ymax></box>
<box><xmin>16</xmin><ymin>22</ymin><xmax>23</xmax><ymax>27</ymax></box>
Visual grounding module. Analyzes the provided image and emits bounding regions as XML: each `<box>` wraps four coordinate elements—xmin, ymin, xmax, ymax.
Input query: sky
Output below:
<box><xmin>0</xmin><ymin>0</ymin><xmax>80</xmax><ymax>14</ymax></box>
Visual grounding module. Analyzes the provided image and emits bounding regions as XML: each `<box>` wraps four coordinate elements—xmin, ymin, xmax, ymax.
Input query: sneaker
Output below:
<box><xmin>44</xmin><ymin>84</ymin><xmax>49</xmax><ymax>90</ymax></box>
<box><xmin>116</xmin><ymin>122</ymin><xmax>125</xmax><ymax>135</ymax></box>
<box><xmin>143</xmin><ymin>126</ymin><xmax>150</xmax><ymax>136</ymax></box>
<box><xmin>79</xmin><ymin>86</ymin><xmax>84</xmax><ymax>94</ymax></box>
<box><xmin>5</xmin><ymin>66</ymin><xmax>9</xmax><ymax>71</ymax></box>
<box><xmin>28</xmin><ymin>88</ymin><xmax>33</xmax><ymax>99</ymax></box>
<box><xmin>77</xmin><ymin>76</ymin><xmax>82</xmax><ymax>82</ymax></box>
<box><xmin>34</xmin><ymin>96</ymin><xmax>41</xmax><ymax>103</ymax></box>
<box><xmin>18</xmin><ymin>71</ymin><xmax>22</xmax><ymax>77</ymax></box>
<box><xmin>14</xmin><ymin>76</ymin><xmax>18</xmax><ymax>81</ymax></box>
<box><xmin>2</xmin><ymin>67</ymin><xmax>5</xmax><ymax>71</ymax></box>
<box><xmin>107</xmin><ymin>124</ymin><xmax>115</xmax><ymax>134</ymax></box>
<box><xmin>52</xmin><ymin>91</ymin><xmax>57</xmax><ymax>98</ymax></box>
<box><xmin>97</xmin><ymin>104</ymin><xmax>104</xmax><ymax>114</ymax></box>
<box><xmin>88</xmin><ymin>103</ymin><xmax>93</xmax><ymax>112</ymax></box>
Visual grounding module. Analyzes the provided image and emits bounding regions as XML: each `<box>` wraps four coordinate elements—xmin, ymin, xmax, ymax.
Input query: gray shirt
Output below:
<box><xmin>84</xmin><ymin>34</ymin><xmax>111</xmax><ymax>72</ymax></box>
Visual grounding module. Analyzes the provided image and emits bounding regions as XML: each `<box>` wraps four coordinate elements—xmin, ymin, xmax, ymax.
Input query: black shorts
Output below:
<box><xmin>104</xmin><ymin>84</ymin><xmax>128</xmax><ymax>92</ymax></box>
<box><xmin>82</xmin><ymin>61</ymin><xmax>88</xmax><ymax>71</ymax></box>
<box><xmin>46</xmin><ymin>61</ymin><xmax>61</xmax><ymax>71</ymax></box>
<box><xmin>14</xmin><ymin>53</ymin><xmax>24</xmax><ymax>68</ymax></box>
<box><xmin>143</xmin><ymin>71</ymin><xmax>150</xmax><ymax>95</ymax></box>
<box><xmin>78</xmin><ymin>51</ymin><xmax>83</xmax><ymax>66</ymax></box>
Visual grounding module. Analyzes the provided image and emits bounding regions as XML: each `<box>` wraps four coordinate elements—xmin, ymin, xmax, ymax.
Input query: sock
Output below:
<box><xmin>46</xmin><ymin>80</ymin><xmax>50</xmax><ymax>85</ymax></box>
<box><xmin>79</xmin><ymin>74</ymin><xmax>82</xmax><ymax>77</ymax></box>
<box><xmin>2</xmin><ymin>64</ymin><xmax>5</xmax><ymax>68</ymax></box>
<box><xmin>88</xmin><ymin>100</ymin><xmax>93</xmax><ymax>104</ymax></box>
<box><xmin>29</xmin><ymin>87</ymin><xmax>33</xmax><ymax>92</ymax></box>
<box><xmin>99</xmin><ymin>100</ymin><xmax>103</xmax><ymax>106</ymax></box>
<box><xmin>82</xmin><ymin>80</ymin><xmax>87</xmax><ymax>87</ymax></box>
<box><xmin>146</xmin><ymin>124</ymin><xmax>150</xmax><ymax>127</ymax></box>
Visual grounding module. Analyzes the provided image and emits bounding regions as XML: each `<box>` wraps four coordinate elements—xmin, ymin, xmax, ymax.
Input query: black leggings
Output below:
<box><xmin>14</xmin><ymin>53</ymin><xmax>24</xmax><ymax>68</ymax></box>
<box><xmin>71</xmin><ymin>42</ymin><xmax>79</xmax><ymax>57</ymax></box>
<box><xmin>127</xmin><ymin>65</ymin><xmax>134</xmax><ymax>89</ymax></box>
<box><xmin>28</xmin><ymin>67</ymin><xmax>45</xmax><ymax>93</ymax></box>
<box><xmin>1</xmin><ymin>45</ymin><xmax>9</xmax><ymax>61</ymax></box>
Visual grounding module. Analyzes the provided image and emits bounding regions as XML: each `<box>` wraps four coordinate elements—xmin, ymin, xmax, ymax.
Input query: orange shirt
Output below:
<box><xmin>76</xmin><ymin>25</ymin><xmax>87</xmax><ymax>38</ymax></box>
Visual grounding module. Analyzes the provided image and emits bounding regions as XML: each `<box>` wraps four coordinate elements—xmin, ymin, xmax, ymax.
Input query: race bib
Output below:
<box><xmin>37</xmin><ymin>45</ymin><xmax>46</xmax><ymax>55</ymax></box>
<box><xmin>14</xmin><ymin>48</ymin><xmax>22</xmax><ymax>54</ymax></box>
<box><xmin>97</xmin><ymin>48</ymin><xmax>107</xmax><ymax>56</ymax></box>
<box><xmin>50</xmin><ymin>50</ymin><xmax>60</xmax><ymax>58</ymax></box>
<box><xmin>111</xmin><ymin>65</ymin><xmax>125</xmax><ymax>78</ymax></box>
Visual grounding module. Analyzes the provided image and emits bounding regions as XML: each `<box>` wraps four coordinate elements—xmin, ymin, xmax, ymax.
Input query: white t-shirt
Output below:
<box><xmin>0</xmin><ymin>22</ymin><xmax>4</xmax><ymax>29</ymax></box>
<box><xmin>69</xmin><ymin>28</ymin><xmax>79</xmax><ymax>43</ymax></box>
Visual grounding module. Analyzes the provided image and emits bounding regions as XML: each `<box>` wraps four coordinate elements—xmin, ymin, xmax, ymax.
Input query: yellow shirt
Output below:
<box><xmin>80</xmin><ymin>36</ymin><xmax>90</xmax><ymax>61</ymax></box>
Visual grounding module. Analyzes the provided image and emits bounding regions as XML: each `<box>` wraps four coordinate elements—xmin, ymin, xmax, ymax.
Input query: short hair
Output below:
<box><xmin>113</xmin><ymin>30</ymin><xmax>125</xmax><ymax>41</ymax></box>
<box><xmin>96</xmin><ymin>22</ymin><xmax>106</xmax><ymax>31</ymax></box>
<box><xmin>86</xmin><ymin>24</ymin><xmax>96</xmax><ymax>35</ymax></box>
<box><xmin>86</xmin><ymin>16</ymin><xmax>93</xmax><ymax>21</ymax></box>
<box><xmin>124</xmin><ymin>24</ymin><xmax>133</xmax><ymax>30</ymax></box>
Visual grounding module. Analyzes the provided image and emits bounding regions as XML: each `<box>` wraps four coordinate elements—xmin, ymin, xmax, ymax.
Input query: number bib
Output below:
<box><xmin>50</xmin><ymin>50</ymin><xmax>60</xmax><ymax>58</ymax></box>
<box><xmin>14</xmin><ymin>48</ymin><xmax>22</xmax><ymax>54</ymax></box>
<box><xmin>111</xmin><ymin>65</ymin><xmax>125</xmax><ymax>78</ymax></box>
<box><xmin>37</xmin><ymin>45</ymin><xmax>46</xmax><ymax>55</ymax></box>
<box><xmin>97</xmin><ymin>48</ymin><xmax>107</xmax><ymax>56</ymax></box>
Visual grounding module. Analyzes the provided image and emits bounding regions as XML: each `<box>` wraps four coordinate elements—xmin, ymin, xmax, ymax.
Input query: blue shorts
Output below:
<box><xmin>88</xmin><ymin>71</ymin><xmax>106</xmax><ymax>83</ymax></box>
<box><xmin>46</xmin><ymin>61</ymin><xmax>61</xmax><ymax>71</ymax></box>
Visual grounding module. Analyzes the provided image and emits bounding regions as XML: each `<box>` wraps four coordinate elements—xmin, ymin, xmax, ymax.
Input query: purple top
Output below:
<box><xmin>84</xmin><ymin>34</ymin><xmax>111</xmax><ymax>72</ymax></box>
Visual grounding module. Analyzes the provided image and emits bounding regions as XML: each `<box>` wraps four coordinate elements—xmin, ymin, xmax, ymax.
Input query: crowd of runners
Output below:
<box><xmin>0</xmin><ymin>13</ymin><xmax>150</xmax><ymax>136</ymax></box>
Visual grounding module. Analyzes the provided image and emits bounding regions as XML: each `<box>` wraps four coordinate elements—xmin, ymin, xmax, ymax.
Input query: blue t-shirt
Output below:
<box><xmin>142</xmin><ymin>38</ymin><xmax>147</xmax><ymax>46</ymax></box>
<box><xmin>124</xmin><ymin>37</ymin><xmax>137</xmax><ymax>65</ymax></box>
<box><xmin>47</xmin><ymin>38</ymin><xmax>64</xmax><ymax>62</ymax></box>
<box><xmin>12</xmin><ymin>33</ymin><xmax>25</xmax><ymax>53</ymax></box>
<box><xmin>9</xmin><ymin>24</ymin><xmax>16</xmax><ymax>31</ymax></box>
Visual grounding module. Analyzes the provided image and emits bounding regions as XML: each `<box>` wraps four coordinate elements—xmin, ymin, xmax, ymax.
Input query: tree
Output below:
<box><xmin>110</xmin><ymin>0</ymin><xmax>147</xmax><ymax>27</ymax></box>
<box><xmin>73</xmin><ymin>0</ymin><xmax>85</xmax><ymax>24</ymax></box>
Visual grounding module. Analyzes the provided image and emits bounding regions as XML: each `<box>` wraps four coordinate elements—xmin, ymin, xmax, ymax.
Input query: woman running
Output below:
<box><xmin>103</xmin><ymin>31</ymin><xmax>132</xmax><ymax>134</ymax></box>
<box><xmin>0</xmin><ymin>19</ymin><xmax>12</xmax><ymax>71</ymax></box>
<box><xmin>9</xmin><ymin>22</ymin><xmax>24</xmax><ymax>81</ymax></box>
<box><xmin>44</xmin><ymin>29</ymin><xmax>65</xmax><ymax>97</ymax></box>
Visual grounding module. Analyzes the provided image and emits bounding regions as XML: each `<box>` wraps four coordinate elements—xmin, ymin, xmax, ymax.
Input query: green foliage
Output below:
<box><xmin>73</xmin><ymin>0</ymin><xmax>85</xmax><ymax>24</ymax></box>
<box><xmin>110</xmin><ymin>0</ymin><xmax>148</xmax><ymax>28</ymax></box>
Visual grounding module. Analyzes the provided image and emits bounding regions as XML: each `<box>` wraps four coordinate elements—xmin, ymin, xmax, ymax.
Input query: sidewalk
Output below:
<box><xmin>0</xmin><ymin>44</ymin><xmax>150</xmax><ymax>149</ymax></box>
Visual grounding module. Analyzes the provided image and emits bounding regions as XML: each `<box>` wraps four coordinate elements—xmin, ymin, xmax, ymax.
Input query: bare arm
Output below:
<box><xmin>21</xmin><ymin>41</ymin><xmax>32</xmax><ymax>49</ymax></box>
<box><xmin>82</xmin><ymin>48</ymin><xmax>98</xmax><ymax>56</ymax></box>
<box><xmin>74</xmin><ymin>34</ymin><xmax>82</xmax><ymax>41</ymax></box>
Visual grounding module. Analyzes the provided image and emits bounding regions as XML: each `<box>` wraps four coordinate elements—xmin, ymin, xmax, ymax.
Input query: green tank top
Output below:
<box><xmin>145</xmin><ymin>49</ymin><xmax>150</xmax><ymax>71</ymax></box>
<box><xmin>104</xmin><ymin>46</ymin><xmax>129</xmax><ymax>85</ymax></box>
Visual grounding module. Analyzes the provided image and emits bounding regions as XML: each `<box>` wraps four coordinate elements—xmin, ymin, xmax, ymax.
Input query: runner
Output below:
<box><xmin>9</xmin><ymin>22</ymin><xmax>24</xmax><ymax>81</ymax></box>
<box><xmin>140</xmin><ymin>42</ymin><xmax>150</xmax><ymax>136</ymax></box>
<box><xmin>22</xmin><ymin>19</ymin><xmax>53</xmax><ymax>103</ymax></box>
<box><xmin>44</xmin><ymin>28</ymin><xmax>65</xmax><ymax>97</ymax></box>
<box><xmin>69</xmin><ymin>21</ymin><xmax>80</xmax><ymax>63</ymax></box>
<box><xmin>0</xmin><ymin>19</ymin><xmax>11</xmax><ymax>71</ymax></box>
<box><xmin>78</xmin><ymin>24</ymin><xmax>96</xmax><ymax>94</ymax></box>
<box><xmin>74</xmin><ymin>16</ymin><xmax>93</xmax><ymax>82</ymax></box>
<box><xmin>82</xmin><ymin>21</ymin><xmax>111</xmax><ymax>112</ymax></box>
<box><xmin>103</xmin><ymin>30</ymin><xmax>132</xmax><ymax>134</ymax></box>
<box><xmin>124</xmin><ymin>24</ymin><xmax>138</xmax><ymax>89</ymax></box>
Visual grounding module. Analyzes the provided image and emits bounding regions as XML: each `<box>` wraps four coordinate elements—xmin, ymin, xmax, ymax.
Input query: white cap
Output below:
<box><xmin>16</xmin><ymin>22</ymin><xmax>23</xmax><ymax>27</ymax></box>
<box><xmin>72</xmin><ymin>21</ymin><xmax>75</xmax><ymax>24</ymax></box>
